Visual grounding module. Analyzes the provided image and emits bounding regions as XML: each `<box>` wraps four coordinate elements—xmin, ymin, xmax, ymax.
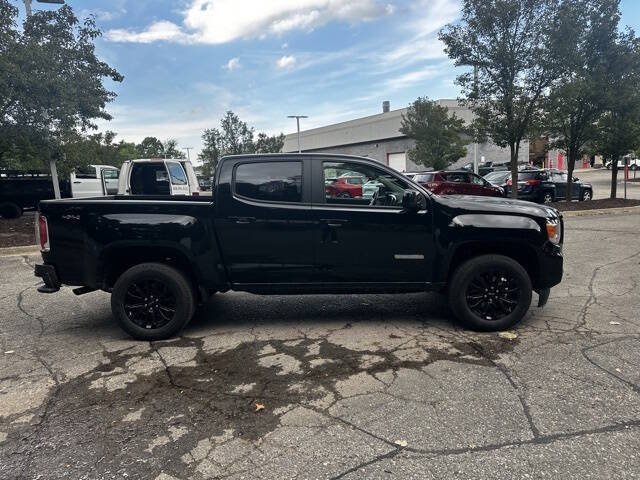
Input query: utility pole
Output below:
<box><xmin>24</xmin><ymin>0</ymin><xmax>66</xmax><ymax>199</ymax></box>
<box><xmin>182</xmin><ymin>147</ymin><xmax>193</xmax><ymax>162</ymax></box>
<box><xmin>287</xmin><ymin>115</ymin><xmax>308</xmax><ymax>153</ymax></box>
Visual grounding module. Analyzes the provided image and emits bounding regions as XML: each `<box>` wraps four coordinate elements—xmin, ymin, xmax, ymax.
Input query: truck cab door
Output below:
<box><xmin>310</xmin><ymin>159</ymin><xmax>434</xmax><ymax>285</ymax></box>
<box><xmin>100</xmin><ymin>167</ymin><xmax>119</xmax><ymax>195</ymax></box>
<box><xmin>70</xmin><ymin>166</ymin><xmax>104</xmax><ymax>198</ymax></box>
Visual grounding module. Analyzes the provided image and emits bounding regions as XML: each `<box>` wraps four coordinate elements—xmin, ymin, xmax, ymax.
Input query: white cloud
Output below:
<box><xmin>277</xmin><ymin>55</ymin><xmax>296</xmax><ymax>69</ymax></box>
<box><xmin>383</xmin><ymin>65</ymin><xmax>443</xmax><ymax>90</ymax></box>
<box><xmin>281</xmin><ymin>42</ymin><xmax>289</xmax><ymax>49</ymax></box>
<box><xmin>223</xmin><ymin>58</ymin><xmax>241</xmax><ymax>71</ymax></box>
<box><xmin>106</xmin><ymin>21</ymin><xmax>190</xmax><ymax>44</ymax></box>
<box><xmin>106</xmin><ymin>0</ymin><xmax>395</xmax><ymax>44</ymax></box>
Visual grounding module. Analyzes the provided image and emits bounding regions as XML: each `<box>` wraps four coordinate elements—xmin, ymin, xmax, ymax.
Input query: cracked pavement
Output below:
<box><xmin>1</xmin><ymin>212</ymin><xmax>639</xmax><ymax>479</ymax></box>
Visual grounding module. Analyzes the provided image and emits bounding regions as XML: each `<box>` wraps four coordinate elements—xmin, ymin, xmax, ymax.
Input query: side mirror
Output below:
<box><xmin>402</xmin><ymin>190</ymin><xmax>424</xmax><ymax>212</ymax></box>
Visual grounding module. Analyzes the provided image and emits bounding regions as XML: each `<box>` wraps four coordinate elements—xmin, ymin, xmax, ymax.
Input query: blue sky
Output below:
<box><xmin>21</xmin><ymin>0</ymin><xmax>640</xmax><ymax>159</ymax></box>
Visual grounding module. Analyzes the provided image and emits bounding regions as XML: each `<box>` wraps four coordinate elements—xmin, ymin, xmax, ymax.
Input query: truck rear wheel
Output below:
<box><xmin>111</xmin><ymin>262</ymin><xmax>195</xmax><ymax>341</ymax></box>
<box><xmin>448</xmin><ymin>255</ymin><xmax>532</xmax><ymax>331</ymax></box>
<box><xmin>0</xmin><ymin>202</ymin><xmax>22</xmax><ymax>219</ymax></box>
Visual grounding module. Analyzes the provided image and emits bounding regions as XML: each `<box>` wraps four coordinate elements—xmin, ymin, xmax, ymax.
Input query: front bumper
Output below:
<box><xmin>537</xmin><ymin>243</ymin><xmax>564</xmax><ymax>290</ymax></box>
<box><xmin>34</xmin><ymin>264</ymin><xmax>61</xmax><ymax>293</ymax></box>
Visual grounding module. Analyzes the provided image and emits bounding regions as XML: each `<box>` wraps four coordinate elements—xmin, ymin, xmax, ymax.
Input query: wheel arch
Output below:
<box><xmin>446</xmin><ymin>241</ymin><xmax>542</xmax><ymax>291</ymax></box>
<box><xmin>100</xmin><ymin>245</ymin><xmax>200</xmax><ymax>293</ymax></box>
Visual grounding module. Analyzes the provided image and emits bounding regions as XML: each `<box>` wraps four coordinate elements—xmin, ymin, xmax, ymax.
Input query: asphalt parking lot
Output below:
<box><xmin>574</xmin><ymin>168</ymin><xmax>640</xmax><ymax>200</ymax></box>
<box><xmin>1</xmin><ymin>211</ymin><xmax>639</xmax><ymax>479</ymax></box>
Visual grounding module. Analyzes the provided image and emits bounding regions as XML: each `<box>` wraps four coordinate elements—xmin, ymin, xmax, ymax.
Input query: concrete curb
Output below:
<box><xmin>0</xmin><ymin>245</ymin><xmax>40</xmax><ymax>257</ymax></box>
<box><xmin>562</xmin><ymin>205</ymin><xmax>640</xmax><ymax>218</ymax></box>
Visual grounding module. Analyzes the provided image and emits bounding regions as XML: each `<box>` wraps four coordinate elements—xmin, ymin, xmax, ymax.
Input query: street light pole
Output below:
<box><xmin>182</xmin><ymin>147</ymin><xmax>193</xmax><ymax>162</ymax></box>
<box><xmin>288</xmin><ymin>115</ymin><xmax>308</xmax><ymax>153</ymax></box>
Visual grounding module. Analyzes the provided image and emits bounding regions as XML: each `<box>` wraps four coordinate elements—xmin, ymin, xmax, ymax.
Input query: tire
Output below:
<box><xmin>631</xmin><ymin>165</ymin><xmax>638</xmax><ymax>171</ymax></box>
<box><xmin>111</xmin><ymin>262</ymin><xmax>195</xmax><ymax>341</ymax></box>
<box><xmin>580</xmin><ymin>189</ymin><xmax>592</xmax><ymax>201</ymax></box>
<box><xmin>448</xmin><ymin>255</ymin><xmax>533</xmax><ymax>331</ymax></box>
<box><xmin>338</xmin><ymin>192</ymin><xmax>351</xmax><ymax>198</ymax></box>
<box><xmin>541</xmin><ymin>191</ymin><xmax>554</xmax><ymax>204</ymax></box>
<box><xmin>0</xmin><ymin>202</ymin><xmax>22</xmax><ymax>219</ymax></box>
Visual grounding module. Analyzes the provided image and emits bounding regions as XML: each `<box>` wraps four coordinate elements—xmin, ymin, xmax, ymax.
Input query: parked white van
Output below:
<box><xmin>118</xmin><ymin>159</ymin><xmax>200</xmax><ymax>196</ymax></box>
<box><xmin>70</xmin><ymin>165</ymin><xmax>119</xmax><ymax>198</ymax></box>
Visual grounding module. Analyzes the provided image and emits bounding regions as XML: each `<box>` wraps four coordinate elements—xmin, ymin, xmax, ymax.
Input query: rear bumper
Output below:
<box><xmin>34</xmin><ymin>264</ymin><xmax>61</xmax><ymax>293</ymax></box>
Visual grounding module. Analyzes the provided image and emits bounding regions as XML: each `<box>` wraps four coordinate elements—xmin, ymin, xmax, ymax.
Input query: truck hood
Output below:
<box><xmin>433</xmin><ymin>194</ymin><xmax>561</xmax><ymax>220</ymax></box>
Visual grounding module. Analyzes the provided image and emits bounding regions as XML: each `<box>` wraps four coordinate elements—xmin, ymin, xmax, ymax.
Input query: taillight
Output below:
<box><xmin>506</xmin><ymin>179</ymin><xmax>512</xmax><ymax>186</ymax></box>
<box><xmin>526</xmin><ymin>179</ymin><xmax>541</xmax><ymax>186</ymax></box>
<box><xmin>37</xmin><ymin>214</ymin><xmax>50</xmax><ymax>252</ymax></box>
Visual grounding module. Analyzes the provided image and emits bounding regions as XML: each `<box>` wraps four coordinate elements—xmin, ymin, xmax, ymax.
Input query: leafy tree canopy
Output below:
<box><xmin>440</xmin><ymin>0</ymin><xmax>568</xmax><ymax>197</ymax></box>
<box><xmin>400</xmin><ymin>97</ymin><xmax>469</xmax><ymax>171</ymax></box>
<box><xmin>0</xmin><ymin>1</ymin><xmax>123</xmax><ymax>172</ymax></box>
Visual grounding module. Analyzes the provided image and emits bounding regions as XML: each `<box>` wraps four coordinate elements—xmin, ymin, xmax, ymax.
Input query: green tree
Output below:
<box><xmin>0</xmin><ymin>2</ymin><xmax>123</xmax><ymax>173</ymax></box>
<box><xmin>592</xmin><ymin>30</ymin><xmax>640</xmax><ymax>198</ymax></box>
<box><xmin>439</xmin><ymin>0</ymin><xmax>566</xmax><ymax>197</ymax></box>
<box><xmin>163</xmin><ymin>139</ymin><xmax>187</xmax><ymax>159</ymax></box>
<box><xmin>255</xmin><ymin>132</ymin><xmax>285</xmax><ymax>153</ymax></box>
<box><xmin>137</xmin><ymin>137</ymin><xmax>164</xmax><ymax>158</ymax></box>
<box><xmin>198</xmin><ymin>111</ymin><xmax>256</xmax><ymax>176</ymax></box>
<box><xmin>199</xmin><ymin>128</ymin><xmax>223</xmax><ymax>177</ymax></box>
<box><xmin>219</xmin><ymin>111</ymin><xmax>255</xmax><ymax>155</ymax></box>
<box><xmin>400</xmin><ymin>97</ymin><xmax>469</xmax><ymax>170</ymax></box>
<box><xmin>117</xmin><ymin>141</ymin><xmax>139</xmax><ymax>165</ymax></box>
<box><xmin>544</xmin><ymin>0</ymin><xmax>621</xmax><ymax>201</ymax></box>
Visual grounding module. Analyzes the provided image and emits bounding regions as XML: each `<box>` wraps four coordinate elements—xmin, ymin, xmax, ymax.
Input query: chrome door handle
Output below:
<box><xmin>321</xmin><ymin>219</ymin><xmax>349</xmax><ymax>228</ymax></box>
<box><xmin>230</xmin><ymin>216</ymin><xmax>256</xmax><ymax>224</ymax></box>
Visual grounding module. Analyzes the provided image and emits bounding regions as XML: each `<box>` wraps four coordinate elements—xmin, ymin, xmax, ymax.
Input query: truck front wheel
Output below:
<box><xmin>111</xmin><ymin>262</ymin><xmax>195</xmax><ymax>341</ymax></box>
<box><xmin>448</xmin><ymin>255</ymin><xmax>532</xmax><ymax>331</ymax></box>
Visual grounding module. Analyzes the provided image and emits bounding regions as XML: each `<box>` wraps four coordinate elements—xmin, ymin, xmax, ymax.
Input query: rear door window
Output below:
<box><xmin>130</xmin><ymin>163</ymin><xmax>171</xmax><ymax>195</ymax></box>
<box><xmin>234</xmin><ymin>161</ymin><xmax>302</xmax><ymax>203</ymax></box>
<box><xmin>413</xmin><ymin>173</ymin><xmax>435</xmax><ymax>183</ymax></box>
<box><xmin>167</xmin><ymin>162</ymin><xmax>188</xmax><ymax>185</ymax></box>
<box><xmin>442</xmin><ymin>172</ymin><xmax>470</xmax><ymax>183</ymax></box>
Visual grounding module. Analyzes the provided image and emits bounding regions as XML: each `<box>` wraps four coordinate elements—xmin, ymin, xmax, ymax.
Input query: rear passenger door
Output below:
<box><xmin>214</xmin><ymin>158</ymin><xmax>315</xmax><ymax>285</ymax></box>
<box><xmin>551</xmin><ymin>172</ymin><xmax>568</xmax><ymax>199</ymax></box>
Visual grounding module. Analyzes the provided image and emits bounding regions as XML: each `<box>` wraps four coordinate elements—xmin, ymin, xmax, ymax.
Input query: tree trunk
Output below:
<box><xmin>566</xmin><ymin>150</ymin><xmax>576</xmax><ymax>203</ymax></box>
<box><xmin>510</xmin><ymin>142</ymin><xmax>519</xmax><ymax>199</ymax></box>
<box><xmin>611</xmin><ymin>157</ymin><xmax>618</xmax><ymax>198</ymax></box>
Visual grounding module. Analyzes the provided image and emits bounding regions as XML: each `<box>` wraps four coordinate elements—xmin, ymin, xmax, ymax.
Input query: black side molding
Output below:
<box><xmin>34</xmin><ymin>264</ymin><xmax>61</xmax><ymax>293</ymax></box>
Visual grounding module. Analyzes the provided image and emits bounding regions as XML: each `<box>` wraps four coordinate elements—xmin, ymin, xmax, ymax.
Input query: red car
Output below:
<box><xmin>325</xmin><ymin>176</ymin><xmax>364</xmax><ymax>198</ymax></box>
<box><xmin>413</xmin><ymin>171</ymin><xmax>503</xmax><ymax>197</ymax></box>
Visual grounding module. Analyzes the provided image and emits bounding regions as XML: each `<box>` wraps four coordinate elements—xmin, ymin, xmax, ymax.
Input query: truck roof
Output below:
<box><xmin>125</xmin><ymin>158</ymin><xmax>191</xmax><ymax>163</ymax></box>
<box><xmin>221</xmin><ymin>153</ymin><xmax>377</xmax><ymax>162</ymax></box>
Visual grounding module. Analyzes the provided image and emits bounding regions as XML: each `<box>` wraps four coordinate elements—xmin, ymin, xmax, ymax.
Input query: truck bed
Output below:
<box><xmin>39</xmin><ymin>195</ymin><xmax>218</xmax><ymax>289</ymax></box>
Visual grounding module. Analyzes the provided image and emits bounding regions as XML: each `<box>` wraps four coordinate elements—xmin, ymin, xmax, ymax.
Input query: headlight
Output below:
<box><xmin>546</xmin><ymin>220</ymin><xmax>562</xmax><ymax>244</ymax></box>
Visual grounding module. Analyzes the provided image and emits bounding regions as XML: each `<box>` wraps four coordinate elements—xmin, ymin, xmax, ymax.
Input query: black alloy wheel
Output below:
<box><xmin>465</xmin><ymin>270</ymin><xmax>521</xmax><ymax>321</ymax></box>
<box><xmin>111</xmin><ymin>262</ymin><xmax>195</xmax><ymax>340</ymax></box>
<box><xmin>124</xmin><ymin>278</ymin><xmax>176</xmax><ymax>330</ymax></box>
<box><xmin>448</xmin><ymin>254</ymin><xmax>533</xmax><ymax>331</ymax></box>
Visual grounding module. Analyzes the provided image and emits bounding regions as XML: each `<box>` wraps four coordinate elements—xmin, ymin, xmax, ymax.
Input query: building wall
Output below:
<box><xmin>303</xmin><ymin>137</ymin><xmax>530</xmax><ymax>172</ymax></box>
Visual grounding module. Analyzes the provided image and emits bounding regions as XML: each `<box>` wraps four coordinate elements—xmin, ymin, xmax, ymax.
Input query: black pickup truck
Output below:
<box><xmin>35</xmin><ymin>154</ymin><xmax>563</xmax><ymax>340</ymax></box>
